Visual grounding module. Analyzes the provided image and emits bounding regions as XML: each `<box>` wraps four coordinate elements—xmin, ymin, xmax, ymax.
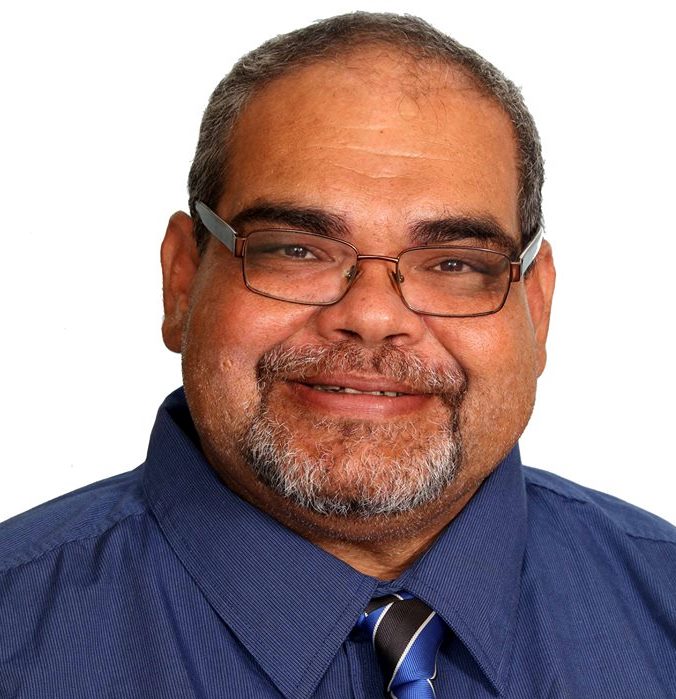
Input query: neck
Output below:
<box><xmin>288</xmin><ymin>484</ymin><xmax>479</xmax><ymax>579</ymax></box>
<box><xmin>205</xmin><ymin>444</ymin><xmax>484</xmax><ymax>579</ymax></box>
<box><xmin>314</xmin><ymin>535</ymin><xmax>438</xmax><ymax>580</ymax></box>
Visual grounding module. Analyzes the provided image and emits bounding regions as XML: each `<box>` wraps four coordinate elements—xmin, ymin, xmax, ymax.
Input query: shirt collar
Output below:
<box><xmin>143</xmin><ymin>389</ymin><xmax>377</xmax><ymax>699</ymax></box>
<box><xmin>144</xmin><ymin>389</ymin><xmax>526</xmax><ymax>698</ymax></box>
<box><xmin>397</xmin><ymin>444</ymin><xmax>527</xmax><ymax>694</ymax></box>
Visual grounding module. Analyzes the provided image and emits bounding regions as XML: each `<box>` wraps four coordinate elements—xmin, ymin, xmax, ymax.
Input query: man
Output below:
<box><xmin>1</xmin><ymin>12</ymin><xmax>674</xmax><ymax>698</ymax></box>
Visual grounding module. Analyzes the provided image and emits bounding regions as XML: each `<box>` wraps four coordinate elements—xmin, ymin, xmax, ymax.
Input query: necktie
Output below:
<box><xmin>357</xmin><ymin>592</ymin><xmax>446</xmax><ymax>698</ymax></box>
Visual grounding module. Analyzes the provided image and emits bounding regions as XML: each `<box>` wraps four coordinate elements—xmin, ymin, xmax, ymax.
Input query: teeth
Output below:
<box><xmin>310</xmin><ymin>384</ymin><xmax>403</xmax><ymax>397</ymax></box>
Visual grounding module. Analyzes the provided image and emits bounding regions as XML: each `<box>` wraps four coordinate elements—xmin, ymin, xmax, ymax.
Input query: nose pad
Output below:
<box><xmin>344</xmin><ymin>265</ymin><xmax>358</xmax><ymax>282</ymax></box>
<box><xmin>343</xmin><ymin>264</ymin><xmax>403</xmax><ymax>298</ymax></box>
<box><xmin>390</xmin><ymin>269</ymin><xmax>405</xmax><ymax>298</ymax></box>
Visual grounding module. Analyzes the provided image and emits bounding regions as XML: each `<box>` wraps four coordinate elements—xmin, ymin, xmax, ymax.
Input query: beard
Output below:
<box><xmin>239</xmin><ymin>341</ymin><xmax>468</xmax><ymax>518</ymax></box>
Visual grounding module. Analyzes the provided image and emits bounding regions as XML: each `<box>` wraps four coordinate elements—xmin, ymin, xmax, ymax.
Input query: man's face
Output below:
<box><xmin>162</xmin><ymin>47</ymin><xmax>554</xmax><ymax>541</ymax></box>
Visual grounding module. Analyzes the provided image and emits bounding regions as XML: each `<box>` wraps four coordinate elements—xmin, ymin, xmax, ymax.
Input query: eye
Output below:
<box><xmin>436</xmin><ymin>258</ymin><xmax>469</xmax><ymax>273</ymax></box>
<box><xmin>422</xmin><ymin>252</ymin><xmax>495</xmax><ymax>276</ymax></box>
<box><xmin>281</xmin><ymin>244</ymin><xmax>317</xmax><ymax>259</ymax></box>
<box><xmin>430</xmin><ymin>257</ymin><xmax>485</xmax><ymax>274</ymax></box>
<box><xmin>252</xmin><ymin>241</ymin><xmax>325</xmax><ymax>261</ymax></box>
<box><xmin>246</xmin><ymin>230</ymin><xmax>354</xmax><ymax>268</ymax></box>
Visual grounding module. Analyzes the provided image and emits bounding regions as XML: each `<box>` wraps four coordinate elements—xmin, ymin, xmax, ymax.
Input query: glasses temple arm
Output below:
<box><xmin>518</xmin><ymin>228</ymin><xmax>544</xmax><ymax>276</ymax></box>
<box><xmin>195</xmin><ymin>201</ymin><xmax>238</xmax><ymax>254</ymax></box>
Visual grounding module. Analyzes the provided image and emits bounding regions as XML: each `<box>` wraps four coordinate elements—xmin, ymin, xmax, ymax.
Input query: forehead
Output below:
<box><xmin>220</xmin><ymin>46</ymin><xmax>520</xmax><ymax>244</ymax></box>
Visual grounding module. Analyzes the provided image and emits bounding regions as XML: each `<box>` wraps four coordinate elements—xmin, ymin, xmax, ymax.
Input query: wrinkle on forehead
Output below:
<box><xmin>223</xmin><ymin>45</ymin><xmax>520</xmax><ymax>238</ymax></box>
<box><xmin>317</xmin><ymin>144</ymin><xmax>464</xmax><ymax>162</ymax></box>
<box><xmin>234</xmin><ymin>45</ymin><xmax>497</xmax><ymax>140</ymax></box>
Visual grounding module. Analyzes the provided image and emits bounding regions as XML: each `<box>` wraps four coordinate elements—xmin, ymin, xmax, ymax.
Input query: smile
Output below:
<box><xmin>309</xmin><ymin>384</ymin><xmax>405</xmax><ymax>397</ymax></box>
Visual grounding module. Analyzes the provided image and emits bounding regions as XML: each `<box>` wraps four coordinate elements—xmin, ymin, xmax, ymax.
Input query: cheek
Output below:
<box><xmin>182</xmin><ymin>273</ymin><xmax>318</xmax><ymax>409</ymax></box>
<box><xmin>425</xmin><ymin>305</ymin><xmax>539</xmax><ymax>470</ymax></box>
<box><xmin>426</xmin><ymin>307</ymin><xmax>534</xmax><ymax>381</ymax></box>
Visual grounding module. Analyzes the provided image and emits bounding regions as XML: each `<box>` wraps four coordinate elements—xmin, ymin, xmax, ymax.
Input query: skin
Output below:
<box><xmin>160</xmin><ymin>46</ymin><xmax>556</xmax><ymax>579</ymax></box>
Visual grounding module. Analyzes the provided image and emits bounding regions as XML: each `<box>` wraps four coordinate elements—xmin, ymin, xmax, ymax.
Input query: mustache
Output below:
<box><xmin>256</xmin><ymin>341</ymin><xmax>467</xmax><ymax>397</ymax></box>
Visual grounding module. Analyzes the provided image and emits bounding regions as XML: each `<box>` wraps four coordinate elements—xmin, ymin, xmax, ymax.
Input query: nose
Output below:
<box><xmin>313</xmin><ymin>259</ymin><xmax>427</xmax><ymax>346</ymax></box>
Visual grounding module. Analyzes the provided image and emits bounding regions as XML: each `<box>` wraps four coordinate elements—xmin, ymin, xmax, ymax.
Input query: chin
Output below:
<box><xmin>241</xmin><ymin>404</ymin><xmax>464</xmax><ymax>519</ymax></box>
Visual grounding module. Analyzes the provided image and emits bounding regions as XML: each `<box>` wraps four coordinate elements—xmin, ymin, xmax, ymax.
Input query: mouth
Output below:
<box><xmin>307</xmin><ymin>384</ymin><xmax>406</xmax><ymax>397</ymax></box>
<box><xmin>255</xmin><ymin>343</ymin><xmax>464</xmax><ymax>422</ymax></box>
<box><xmin>301</xmin><ymin>374</ymin><xmax>419</xmax><ymax>396</ymax></box>
<box><xmin>285</xmin><ymin>375</ymin><xmax>429</xmax><ymax>419</ymax></box>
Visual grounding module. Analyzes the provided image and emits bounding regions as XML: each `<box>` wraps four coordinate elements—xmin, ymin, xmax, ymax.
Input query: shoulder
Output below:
<box><xmin>522</xmin><ymin>465</ymin><xmax>676</xmax><ymax>596</ymax></box>
<box><xmin>0</xmin><ymin>467</ymin><xmax>149</xmax><ymax>576</ymax></box>
<box><xmin>515</xmin><ymin>466</ymin><xmax>676</xmax><ymax>689</ymax></box>
<box><xmin>521</xmin><ymin>465</ymin><xmax>676</xmax><ymax>643</ymax></box>
<box><xmin>523</xmin><ymin>465</ymin><xmax>676</xmax><ymax>545</ymax></box>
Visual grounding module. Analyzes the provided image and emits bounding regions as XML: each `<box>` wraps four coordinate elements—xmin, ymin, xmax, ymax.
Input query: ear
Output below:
<box><xmin>160</xmin><ymin>211</ymin><xmax>201</xmax><ymax>353</ymax></box>
<box><xmin>524</xmin><ymin>240</ymin><xmax>556</xmax><ymax>376</ymax></box>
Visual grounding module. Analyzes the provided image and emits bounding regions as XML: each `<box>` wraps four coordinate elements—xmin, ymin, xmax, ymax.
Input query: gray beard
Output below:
<box><xmin>240</xmin><ymin>342</ymin><xmax>466</xmax><ymax>518</ymax></box>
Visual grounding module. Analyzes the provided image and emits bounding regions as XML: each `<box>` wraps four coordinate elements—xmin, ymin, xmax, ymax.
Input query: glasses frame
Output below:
<box><xmin>195</xmin><ymin>201</ymin><xmax>543</xmax><ymax>318</ymax></box>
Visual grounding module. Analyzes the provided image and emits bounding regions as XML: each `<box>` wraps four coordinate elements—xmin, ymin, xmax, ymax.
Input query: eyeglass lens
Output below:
<box><xmin>242</xmin><ymin>229</ymin><xmax>512</xmax><ymax>316</ymax></box>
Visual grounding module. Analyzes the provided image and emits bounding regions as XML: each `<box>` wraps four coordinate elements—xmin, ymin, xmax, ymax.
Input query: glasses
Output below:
<box><xmin>196</xmin><ymin>201</ymin><xmax>543</xmax><ymax>318</ymax></box>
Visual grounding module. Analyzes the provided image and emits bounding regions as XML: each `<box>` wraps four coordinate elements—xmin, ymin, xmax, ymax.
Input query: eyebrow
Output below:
<box><xmin>229</xmin><ymin>204</ymin><xmax>350</xmax><ymax>239</ymax></box>
<box><xmin>228</xmin><ymin>202</ymin><xmax>519</xmax><ymax>257</ymax></box>
<box><xmin>411</xmin><ymin>217</ymin><xmax>520</xmax><ymax>257</ymax></box>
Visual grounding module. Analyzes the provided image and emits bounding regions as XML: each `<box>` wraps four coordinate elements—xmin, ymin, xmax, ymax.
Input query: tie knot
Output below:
<box><xmin>357</xmin><ymin>594</ymin><xmax>446</xmax><ymax>698</ymax></box>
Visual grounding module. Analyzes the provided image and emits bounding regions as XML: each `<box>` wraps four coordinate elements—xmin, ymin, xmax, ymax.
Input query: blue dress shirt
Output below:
<box><xmin>1</xmin><ymin>388</ymin><xmax>675</xmax><ymax>698</ymax></box>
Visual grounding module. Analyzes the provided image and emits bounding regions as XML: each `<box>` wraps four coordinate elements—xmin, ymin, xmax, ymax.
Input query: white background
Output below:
<box><xmin>1</xmin><ymin>0</ymin><xmax>674</xmax><ymax>524</ymax></box>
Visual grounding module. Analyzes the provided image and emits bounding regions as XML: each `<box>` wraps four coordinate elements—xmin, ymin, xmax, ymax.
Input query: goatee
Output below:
<box><xmin>240</xmin><ymin>342</ymin><xmax>468</xmax><ymax>518</ymax></box>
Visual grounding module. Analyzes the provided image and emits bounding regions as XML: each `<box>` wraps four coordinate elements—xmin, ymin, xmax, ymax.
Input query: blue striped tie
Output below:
<box><xmin>357</xmin><ymin>592</ymin><xmax>446</xmax><ymax>698</ymax></box>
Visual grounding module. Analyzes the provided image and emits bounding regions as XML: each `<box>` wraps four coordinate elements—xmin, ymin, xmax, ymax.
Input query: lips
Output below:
<box><xmin>301</xmin><ymin>374</ymin><xmax>419</xmax><ymax>396</ymax></box>
<box><xmin>288</xmin><ymin>377</ymin><xmax>429</xmax><ymax>418</ymax></box>
<box><xmin>308</xmin><ymin>384</ymin><xmax>405</xmax><ymax>397</ymax></box>
<box><xmin>255</xmin><ymin>343</ymin><xmax>467</xmax><ymax>415</ymax></box>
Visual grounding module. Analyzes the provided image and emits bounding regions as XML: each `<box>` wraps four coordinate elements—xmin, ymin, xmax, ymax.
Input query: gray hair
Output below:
<box><xmin>188</xmin><ymin>12</ymin><xmax>543</xmax><ymax>253</ymax></box>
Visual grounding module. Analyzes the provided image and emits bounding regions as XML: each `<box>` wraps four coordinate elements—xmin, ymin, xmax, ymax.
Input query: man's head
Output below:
<box><xmin>160</xmin><ymin>13</ymin><xmax>555</xmax><ymax>547</ymax></box>
<box><xmin>187</xmin><ymin>12</ymin><xmax>544</xmax><ymax>253</ymax></box>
